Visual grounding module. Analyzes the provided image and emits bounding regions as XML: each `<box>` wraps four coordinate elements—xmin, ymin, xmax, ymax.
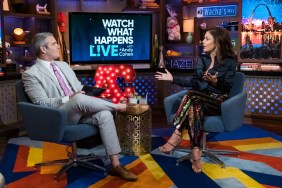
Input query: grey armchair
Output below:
<box><xmin>164</xmin><ymin>72</ymin><xmax>247</xmax><ymax>168</ymax></box>
<box><xmin>15</xmin><ymin>80</ymin><xmax>107</xmax><ymax>180</ymax></box>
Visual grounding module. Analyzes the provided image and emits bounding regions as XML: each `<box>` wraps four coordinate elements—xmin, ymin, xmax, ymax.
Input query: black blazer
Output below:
<box><xmin>172</xmin><ymin>54</ymin><xmax>237</xmax><ymax>94</ymax></box>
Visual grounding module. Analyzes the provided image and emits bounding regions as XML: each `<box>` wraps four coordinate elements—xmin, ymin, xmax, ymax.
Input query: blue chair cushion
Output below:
<box><xmin>63</xmin><ymin>124</ymin><xmax>99</xmax><ymax>142</ymax></box>
<box><xmin>204</xmin><ymin>116</ymin><xmax>225</xmax><ymax>132</ymax></box>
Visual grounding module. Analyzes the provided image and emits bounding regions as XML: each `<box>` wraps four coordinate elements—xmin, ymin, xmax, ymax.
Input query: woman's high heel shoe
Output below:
<box><xmin>158</xmin><ymin>131</ymin><xmax>182</xmax><ymax>155</ymax></box>
<box><xmin>191</xmin><ymin>147</ymin><xmax>202</xmax><ymax>173</ymax></box>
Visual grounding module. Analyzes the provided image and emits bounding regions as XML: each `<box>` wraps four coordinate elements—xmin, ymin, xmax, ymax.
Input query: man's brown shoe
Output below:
<box><xmin>109</xmin><ymin>164</ymin><xmax>138</xmax><ymax>181</ymax></box>
<box><xmin>124</xmin><ymin>104</ymin><xmax>149</xmax><ymax>115</ymax></box>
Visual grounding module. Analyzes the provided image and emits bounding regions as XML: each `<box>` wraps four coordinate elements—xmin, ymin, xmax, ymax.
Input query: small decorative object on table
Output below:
<box><xmin>128</xmin><ymin>92</ymin><xmax>139</xmax><ymax>104</ymax></box>
<box><xmin>36</xmin><ymin>3</ymin><xmax>50</xmax><ymax>15</ymax></box>
<box><xmin>128</xmin><ymin>98</ymin><xmax>138</xmax><ymax>104</ymax></box>
<box><xmin>139</xmin><ymin>93</ymin><xmax>148</xmax><ymax>105</ymax></box>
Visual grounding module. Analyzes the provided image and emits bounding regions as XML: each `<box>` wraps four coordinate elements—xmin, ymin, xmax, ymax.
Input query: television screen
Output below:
<box><xmin>69</xmin><ymin>12</ymin><xmax>152</xmax><ymax>65</ymax></box>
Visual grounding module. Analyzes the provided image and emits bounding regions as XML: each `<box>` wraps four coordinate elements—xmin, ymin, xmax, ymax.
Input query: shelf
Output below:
<box><xmin>3</xmin><ymin>11</ymin><xmax>53</xmax><ymax>20</ymax></box>
<box><xmin>11</xmin><ymin>44</ymin><xmax>31</xmax><ymax>48</ymax></box>
<box><xmin>165</xmin><ymin>56</ymin><xmax>194</xmax><ymax>58</ymax></box>
<box><xmin>165</xmin><ymin>43</ymin><xmax>199</xmax><ymax>47</ymax></box>
<box><xmin>1</xmin><ymin>0</ymin><xmax>56</xmax><ymax>77</ymax></box>
<box><xmin>15</xmin><ymin>57</ymin><xmax>36</xmax><ymax>62</ymax></box>
<box><xmin>183</xmin><ymin>0</ymin><xmax>239</xmax><ymax>6</ymax></box>
<box><xmin>0</xmin><ymin>74</ymin><xmax>21</xmax><ymax>81</ymax></box>
<box><xmin>122</xmin><ymin>7</ymin><xmax>160</xmax><ymax>12</ymax></box>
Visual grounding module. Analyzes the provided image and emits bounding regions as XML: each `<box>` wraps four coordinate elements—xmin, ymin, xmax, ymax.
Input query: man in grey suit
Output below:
<box><xmin>22</xmin><ymin>32</ymin><xmax>138</xmax><ymax>181</ymax></box>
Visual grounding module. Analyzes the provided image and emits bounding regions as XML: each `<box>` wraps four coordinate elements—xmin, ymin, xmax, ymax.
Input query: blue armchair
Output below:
<box><xmin>15</xmin><ymin>80</ymin><xmax>107</xmax><ymax>180</ymax></box>
<box><xmin>164</xmin><ymin>72</ymin><xmax>247</xmax><ymax>168</ymax></box>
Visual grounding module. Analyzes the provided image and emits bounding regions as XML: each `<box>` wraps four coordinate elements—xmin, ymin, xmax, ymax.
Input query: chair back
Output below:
<box><xmin>15</xmin><ymin>80</ymin><xmax>32</xmax><ymax>103</ymax></box>
<box><xmin>222</xmin><ymin>72</ymin><xmax>247</xmax><ymax>132</ymax></box>
<box><xmin>229</xmin><ymin>72</ymin><xmax>245</xmax><ymax>98</ymax></box>
<box><xmin>15</xmin><ymin>80</ymin><xmax>98</xmax><ymax>143</ymax></box>
<box><xmin>204</xmin><ymin>72</ymin><xmax>247</xmax><ymax>133</ymax></box>
<box><xmin>15</xmin><ymin>80</ymin><xmax>67</xmax><ymax>142</ymax></box>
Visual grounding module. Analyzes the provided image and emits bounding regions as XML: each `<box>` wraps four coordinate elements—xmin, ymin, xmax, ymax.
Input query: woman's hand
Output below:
<box><xmin>203</xmin><ymin>71</ymin><xmax>218</xmax><ymax>85</ymax></box>
<box><xmin>155</xmin><ymin>69</ymin><xmax>173</xmax><ymax>81</ymax></box>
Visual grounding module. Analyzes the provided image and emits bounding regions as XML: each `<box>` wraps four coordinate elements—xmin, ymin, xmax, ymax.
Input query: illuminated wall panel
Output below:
<box><xmin>77</xmin><ymin>74</ymin><xmax>282</xmax><ymax>119</ymax></box>
<box><xmin>244</xmin><ymin>76</ymin><xmax>282</xmax><ymax>117</ymax></box>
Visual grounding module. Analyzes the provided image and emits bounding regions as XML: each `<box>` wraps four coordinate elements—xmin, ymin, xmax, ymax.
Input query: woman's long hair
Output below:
<box><xmin>206</xmin><ymin>27</ymin><xmax>235</xmax><ymax>64</ymax></box>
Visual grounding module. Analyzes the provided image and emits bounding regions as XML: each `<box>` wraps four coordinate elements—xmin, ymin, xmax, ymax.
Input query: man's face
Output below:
<box><xmin>42</xmin><ymin>36</ymin><xmax>60</xmax><ymax>60</ymax></box>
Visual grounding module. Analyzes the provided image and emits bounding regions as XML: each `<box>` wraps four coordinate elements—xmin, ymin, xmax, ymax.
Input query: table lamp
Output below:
<box><xmin>183</xmin><ymin>19</ymin><xmax>194</xmax><ymax>44</ymax></box>
<box><xmin>13</xmin><ymin>28</ymin><xmax>26</xmax><ymax>44</ymax></box>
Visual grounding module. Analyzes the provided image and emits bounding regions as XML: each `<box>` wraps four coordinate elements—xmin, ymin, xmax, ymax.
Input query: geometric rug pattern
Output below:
<box><xmin>0</xmin><ymin>124</ymin><xmax>282</xmax><ymax>188</ymax></box>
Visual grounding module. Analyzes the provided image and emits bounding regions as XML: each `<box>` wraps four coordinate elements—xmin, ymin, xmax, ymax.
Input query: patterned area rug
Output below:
<box><xmin>0</xmin><ymin>124</ymin><xmax>282</xmax><ymax>188</ymax></box>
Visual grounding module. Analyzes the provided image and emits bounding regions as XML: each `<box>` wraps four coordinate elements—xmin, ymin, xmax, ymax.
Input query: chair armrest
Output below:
<box><xmin>221</xmin><ymin>92</ymin><xmax>247</xmax><ymax>132</ymax></box>
<box><xmin>17</xmin><ymin>102</ymin><xmax>68</xmax><ymax>142</ymax></box>
<box><xmin>164</xmin><ymin>90</ymin><xmax>188</xmax><ymax>125</ymax></box>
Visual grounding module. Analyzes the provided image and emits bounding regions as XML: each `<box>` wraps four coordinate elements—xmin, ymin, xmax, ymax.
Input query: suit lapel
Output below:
<box><xmin>35</xmin><ymin>61</ymin><xmax>63</xmax><ymax>94</ymax></box>
<box><xmin>54</xmin><ymin>61</ymin><xmax>76</xmax><ymax>91</ymax></box>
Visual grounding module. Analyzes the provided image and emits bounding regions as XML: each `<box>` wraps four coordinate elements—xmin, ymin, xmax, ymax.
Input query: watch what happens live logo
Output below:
<box><xmin>90</xmin><ymin>19</ymin><xmax>134</xmax><ymax>57</ymax></box>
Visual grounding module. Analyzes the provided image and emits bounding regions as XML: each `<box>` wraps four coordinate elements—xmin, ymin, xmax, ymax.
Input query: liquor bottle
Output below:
<box><xmin>0</xmin><ymin>46</ymin><xmax>3</xmax><ymax>63</ymax></box>
<box><xmin>158</xmin><ymin>46</ymin><xmax>165</xmax><ymax>68</ymax></box>
<box><xmin>153</xmin><ymin>34</ymin><xmax>159</xmax><ymax>68</ymax></box>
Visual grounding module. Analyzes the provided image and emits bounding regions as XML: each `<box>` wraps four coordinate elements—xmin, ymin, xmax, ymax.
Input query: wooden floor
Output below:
<box><xmin>0</xmin><ymin>110</ymin><xmax>281</xmax><ymax>161</ymax></box>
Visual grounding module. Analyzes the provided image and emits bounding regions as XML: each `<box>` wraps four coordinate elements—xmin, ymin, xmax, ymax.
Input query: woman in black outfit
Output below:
<box><xmin>155</xmin><ymin>27</ymin><xmax>237</xmax><ymax>173</ymax></box>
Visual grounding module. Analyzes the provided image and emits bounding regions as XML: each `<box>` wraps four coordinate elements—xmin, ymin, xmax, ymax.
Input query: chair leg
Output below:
<box><xmin>54</xmin><ymin>161</ymin><xmax>74</xmax><ymax>180</ymax></box>
<box><xmin>79</xmin><ymin>154</ymin><xmax>107</xmax><ymax>162</ymax></box>
<box><xmin>202</xmin><ymin>150</ymin><xmax>225</xmax><ymax>168</ymax></box>
<box><xmin>176</xmin><ymin>152</ymin><xmax>192</xmax><ymax>166</ymax></box>
<box><xmin>77</xmin><ymin>160</ymin><xmax>107</xmax><ymax>175</ymax></box>
<box><xmin>34</xmin><ymin>142</ymin><xmax>107</xmax><ymax>180</ymax></box>
<box><xmin>206</xmin><ymin>148</ymin><xmax>239</xmax><ymax>155</ymax></box>
<box><xmin>175</xmin><ymin>133</ymin><xmax>239</xmax><ymax>168</ymax></box>
<box><xmin>34</xmin><ymin>159</ymin><xmax>69</xmax><ymax>168</ymax></box>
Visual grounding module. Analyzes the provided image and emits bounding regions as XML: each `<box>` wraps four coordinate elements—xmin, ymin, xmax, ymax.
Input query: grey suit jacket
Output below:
<box><xmin>22</xmin><ymin>60</ymin><xmax>83</xmax><ymax>108</ymax></box>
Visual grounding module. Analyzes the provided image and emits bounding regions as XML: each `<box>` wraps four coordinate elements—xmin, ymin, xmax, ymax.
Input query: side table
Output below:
<box><xmin>115</xmin><ymin>108</ymin><xmax>152</xmax><ymax>156</ymax></box>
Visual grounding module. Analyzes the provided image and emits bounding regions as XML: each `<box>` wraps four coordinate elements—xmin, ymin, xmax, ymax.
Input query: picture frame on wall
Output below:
<box><xmin>239</xmin><ymin>0</ymin><xmax>282</xmax><ymax>63</ymax></box>
<box><xmin>3</xmin><ymin>0</ymin><xmax>10</xmax><ymax>11</ymax></box>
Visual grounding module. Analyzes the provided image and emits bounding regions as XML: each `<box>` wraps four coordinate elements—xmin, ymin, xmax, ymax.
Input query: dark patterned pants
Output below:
<box><xmin>173</xmin><ymin>90</ymin><xmax>228</xmax><ymax>148</ymax></box>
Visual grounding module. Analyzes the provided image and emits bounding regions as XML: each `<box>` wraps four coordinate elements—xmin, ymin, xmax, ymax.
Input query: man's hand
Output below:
<box><xmin>70</xmin><ymin>91</ymin><xmax>85</xmax><ymax>98</ymax></box>
<box><xmin>155</xmin><ymin>69</ymin><xmax>173</xmax><ymax>81</ymax></box>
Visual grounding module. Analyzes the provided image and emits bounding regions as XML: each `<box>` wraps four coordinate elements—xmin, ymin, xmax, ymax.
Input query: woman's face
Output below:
<box><xmin>202</xmin><ymin>31</ymin><xmax>216</xmax><ymax>53</ymax></box>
